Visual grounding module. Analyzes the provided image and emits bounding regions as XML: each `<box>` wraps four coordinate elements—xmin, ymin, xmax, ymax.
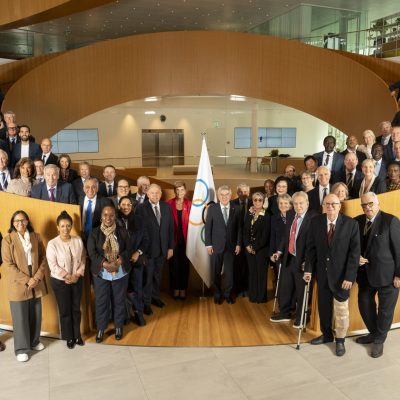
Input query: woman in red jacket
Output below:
<box><xmin>166</xmin><ymin>181</ymin><xmax>192</xmax><ymax>300</ymax></box>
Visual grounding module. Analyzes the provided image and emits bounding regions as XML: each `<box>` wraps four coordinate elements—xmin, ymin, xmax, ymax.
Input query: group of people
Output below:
<box><xmin>0</xmin><ymin>109</ymin><xmax>400</xmax><ymax>361</ymax></box>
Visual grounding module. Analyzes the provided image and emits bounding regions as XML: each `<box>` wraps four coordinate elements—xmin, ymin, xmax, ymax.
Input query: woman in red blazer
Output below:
<box><xmin>166</xmin><ymin>181</ymin><xmax>192</xmax><ymax>300</ymax></box>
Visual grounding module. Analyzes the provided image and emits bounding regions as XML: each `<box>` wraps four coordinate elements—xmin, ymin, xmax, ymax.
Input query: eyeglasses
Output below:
<box><xmin>253</xmin><ymin>198</ymin><xmax>263</xmax><ymax>202</ymax></box>
<box><xmin>13</xmin><ymin>219</ymin><xmax>27</xmax><ymax>224</ymax></box>
<box><xmin>361</xmin><ymin>201</ymin><xmax>374</xmax><ymax>209</ymax></box>
<box><xmin>8</xmin><ymin>127</ymin><xmax>17</xmax><ymax>130</ymax></box>
<box><xmin>323</xmin><ymin>202</ymin><xmax>340</xmax><ymax>207</ymax></box>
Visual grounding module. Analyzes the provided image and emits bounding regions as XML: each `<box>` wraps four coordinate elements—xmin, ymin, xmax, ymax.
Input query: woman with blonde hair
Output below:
<box><xmin>358</xmin><ymin>129</ymin><xmax>376</xmax><ymax>159</ymax></box>
<box><xmin>331</xmin><ymin>182</ymin><xmax>349</xmax><ymax>202</ymax></box>
<box><xmin>353</xmin><ymin>158</ymin><xmax>386</xmax><ymax>197</ymax></box>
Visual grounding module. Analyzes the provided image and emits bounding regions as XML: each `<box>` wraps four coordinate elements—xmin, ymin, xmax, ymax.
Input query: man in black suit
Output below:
<box><xmin>72</xmin><ymin>161</ymin><xmax>92</xmax><ymax>199</ymax></box>
<box><xmin>383</xmin><ymin>126</ymin><xmax>400</xmax><ymax>163</ymax></box>
<box><xmin>31</xmin><ymin>164</ymin><xmax>76</xmax><ymax>204</ymax></box>
<box><xmin>303</xmin><ymin>155</ymin><xmax>319</xmax><ymax>186</ymax></box>
<box><xmin>355</xmin><ymin>192</ymin><xmax>400</xmax><ymax>358</ymax></box>
<box><xmin>376</xmin><ymin>121</ymin><xmax>392</xmax><ymax>146</ymax></box>
<box><xmin>10</xmin><ymin>125</ymin><xmax>41</xmax><ymax>168</ymax></box>
<box><xmin>231</xmin><ymin>183</ymin><xmax>252</xmax><ymax>297</ymax></box>
<box><xmin>33</xmin><ymin>158</ymin><xmax>45</xmax><ymax>183</ymax></box>
<box><xmin>336</xmin><ymin>152</ymin><xmax>363</xmax><ymax>198</ymax></box>
<box><xmin>340</xmin><ymin>135</ymin><xmax>366</xmax><ymax>170</ymax></box>
<box><xmin>0</xmin><ymin>149</ymin><xmax>12</xmax><ymax>191</ymax></box>
<box><xmin>270</xmin><ymin>191</ymin><xmax>318</xmax><ymax>326</ymax></box>
<box><xmin>371</xmin><ymin>143</ymin><xmax>387</xmax><ymax>181</ymax></box>
<box><xmin>205</xmin><ymin>185</ymin><xmax>242</xmax><ymax>304</ymax></box>
<box><xmin>98</xmin><ymin>165</ymin><xmax>118</xmax><ymax>197</ymax></box>
<box><xmin>40</xmin><ymin>138</ymin><xmax>58</xmax><ymax>166</ymax></box>
<box><xmin>135</xmin><ymin>183</ymin><xmax>174</xmax><ymax>315</ymax></box>
<box><xmin>79</xmin><ymin>177</ymin><xmax>113</xmax><ymax>241</ymax></box>
<box><xmin>6</xmin><ymin>122</ymin><xmax>20</xmax><ymax>153</ymax></box>
<box><xmin>304</xmin><ymin>193</ymin><xmax>360</xmax><ymax>356</ymax></box>
<box><xmin>110</xmin><ymin>178</ymin><xmax>137</xmax><ymax>209</ymax></box>
<box><xmin>307</xmin><ymin>166</ymin><xmax>331</xmax><ymax>212</ymax></box>
<box><xmin>313</xmin><ymin>135</ymin><xmax>344</xmax><ymax>181</ymax></box>
<box><xmin>134</xmin><ymin>176</ymin><xmax>150</xmax><ymax>204</ymax></box>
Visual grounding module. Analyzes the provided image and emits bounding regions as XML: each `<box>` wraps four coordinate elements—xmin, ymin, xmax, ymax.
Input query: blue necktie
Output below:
<box><xmin>84</xmin><ymin>200</ymin><xmax>93</xmax><ymax>238</ymax></box>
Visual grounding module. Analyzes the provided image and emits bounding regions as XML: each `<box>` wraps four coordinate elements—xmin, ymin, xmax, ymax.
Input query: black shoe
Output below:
<box><xmin>371</xmin><ymin>343</ymin><xmax>384</xmax><ymax>358</ymax></box>
<box><xmin>75</xmin><ymin>337</ymin><xmax>85</xmax><ymax>346</ymax></box>
<box><xmin>144</xmin><ymin>305</ymin><xmax>153</xmax><ymax>315</ymax></box>
<box><xmin>336</xmin><ymin>342</ymin><xmax>346</xmax><ymax>357</ymax></box>
<box><xmin>310</xmin><ymin>335</ymin><xmax>334</xmax><ymax>345</ymax></box>
<box><xmin>225</xmin><ymin>296</ymin><xmax>235</xmax><ymax>304</ymax></box>
<box><xmin>0</xmin><ymin>341</ymin><xmax>5</xmax><ymax>352</ymax></box>
<box><xmin>67</xmin><ymin>339</ymin><xmax>75</xmax><ymax>349</ymax></box>
<box><xmin>270</xmin><ymin>314</ymin><xmax>291</xmax><ymax>323</ymax></box>
<box><xmin>214</xmin><ymin>296</ymin><xmax>223</xmax><ymax>304</ymax></box>
<box><xmin>115</xmin><ymin>327</ymin><xmax>123</xmax><ymax>340</ymax></box>
<box><xmin>95</xmin><ymin>330</ymin><xmax>104</xmax><ymax>343</ymax></box>
<box><xmin>152</xmin><ymin>298</ymin><xmax>165</xmax><ymax>308</ymax></box>
<box><xmin>356</xmin><ymin>334</ymin><xmax>374</xmax><ymax>344</ymax></box>
<box><xmin>134</xmin><ymin>312</ymin><xmax>146</xmax><ymax>327</ymax></box>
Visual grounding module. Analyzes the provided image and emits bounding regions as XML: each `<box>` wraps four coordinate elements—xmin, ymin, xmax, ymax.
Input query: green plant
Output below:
<box><xmin>270</xmin><ymin>149</ymin><xmax>279</xmax><ymax>157</ymax></box>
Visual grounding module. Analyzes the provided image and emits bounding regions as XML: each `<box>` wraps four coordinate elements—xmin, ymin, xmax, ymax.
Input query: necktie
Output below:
<box><xmin>84</xmin><ymin>200</ymin><xmax>93</xmax><ymax>238</ymax></box>
<box><xmin>288</xmin><ymin>215</ymin><xmax>299</xmax><ymax>255</ymax></box>
<box><xmin>107</xmin><ymin>184</ymin><xmax>113</xmax><ymax>197</ymax></box>
<box><xmin>49</xmin><ymin>187</ymin><xmax>55</xmax><ymax>201</ymax></box>
<box><xmin>42</xmin><ymin>154</ymin><xmax>46</xmax><ymax>163</ymax></box>
<box><xmin>223</xmin><ymin>206</ymin><xmax>228</xmax><ymax>224</ymax></box>
<box><xmin>139</xmin><ymin>195</ymin><xmax>143</xmax><ymax>204</ymax></box>
<box><xmin>346</xmin><ymin>172</ymin><xmax>353</xmax><ymax>186</ymax></box>
<box><xmin>324</xmin><ymin>154</ymin><xmax>330</xmax><ymax>166</ymax></box>
<box><xmin>154</xmin><ymin>205</ymin><xmax>161</xmax><ymax>225</ymax></box>
<box><xmin>327</xmin><ymin>223</ymin><xmax>335</xmax><ymax>245</ymax></box>
<box><xmin>322</xmin><ymin>187</ymin><xmax>327</xmax><ymax>204</ymax></box>
<box><xmin>0</xmin><ymin>172</ymin><xmax>7</xmax><ymax>190</ymax></box>
<box><xmin>364</xmin><ymin>220</ymin><xmax>372</xmax><ymax>236</ymax></box>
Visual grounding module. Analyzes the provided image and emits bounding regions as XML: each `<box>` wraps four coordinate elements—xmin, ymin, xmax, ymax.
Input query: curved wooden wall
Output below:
<box><xmin>2</xmin><ymin>31</ymin><xmax>396</xmax><ymax>141</ymax></box>
<box><xmin>0</xmin><ymin>0</ymin><xmax>112</xmax><ymax>30</ymax></box>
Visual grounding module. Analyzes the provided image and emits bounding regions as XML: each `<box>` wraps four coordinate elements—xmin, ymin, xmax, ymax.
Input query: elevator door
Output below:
<box><xmin>142</xmin><ymin>129</ymin><xmax>184</xmax><ymax>167</ymax></box>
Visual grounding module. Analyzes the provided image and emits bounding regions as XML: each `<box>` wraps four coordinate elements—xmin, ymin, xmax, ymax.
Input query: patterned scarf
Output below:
<box><xmin>100</xmin><ymin>222</ymin><xmax>119</xmax><ymax>263</ymax></box>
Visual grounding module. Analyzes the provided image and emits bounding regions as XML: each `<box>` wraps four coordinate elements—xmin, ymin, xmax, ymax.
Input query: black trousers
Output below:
<box><xmin>278</xmin><ymin>255</ymin><xmax>306</xmax><ymax>322</ymax></box>
<box><xmin>245</xmin><ymin>248</ymin><xmax>267</xmax><ymax>303</ymax></box>
<box><xmin>51</xmin><ymin>277</ymin><xmax>83</xmax><ymax>340</ymax></box>
<box><xmin>210</xmin><ymin>250</ymin><xmax>234</xmax><ymax>298</ymax></box>
<box><xmin>234</xmin><ymin>251</ymin><xmax>248</xmax><ymax>295</ymax></box>
<box><xmin>93</xmin><ymin>274</ymin><xmax>129</xmax><ymax>330</ymax></box>
<box><xmin>358</xmin><ymin>283</ymin><xmax>399</xmax><ymax>343</ymax></box>
<box><xmin>144</xmin><ymin>256</ymin><xmax>165</xmax><ymax>306</ymax></box>
<box><xmin>128</xmin><ymin>263</ymin><xmax>144</xmax><ymax>313</ymax></box>
<box><xmin>169</xmin><ymin>243</ymin><xmax>190</xmax><ymax>291</ymax></box>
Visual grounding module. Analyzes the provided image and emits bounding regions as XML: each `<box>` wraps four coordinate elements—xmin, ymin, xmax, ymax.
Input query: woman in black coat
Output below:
<box><xmin>243</xmin><ymin>192</ymin><xmax>271</xmax><ymax>303</ymax></box>
<box><xmin>267</xmin><ymin>176</ymin><xmax>290</xmax><ymax>216</ymax></box>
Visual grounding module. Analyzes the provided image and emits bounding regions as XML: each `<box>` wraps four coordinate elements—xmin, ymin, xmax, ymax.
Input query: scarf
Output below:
<box><xmin>100</xmin><ymin>222</ymin><xmax>119</xmax><ymax>262</ymax></box>
<box><xmin>359</xmin><ymin>176</ymin><xmax>376</xmax><ymax>197</ymax></box>
<box><xmin>17</xmin><ymin>230</ymin><xmax>32</xmax><ymax>265</ymax></box>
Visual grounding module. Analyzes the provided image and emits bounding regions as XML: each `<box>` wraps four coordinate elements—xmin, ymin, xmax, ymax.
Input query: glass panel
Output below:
<box><xmin>57</xmin><ymin>129</ymin><xmax>78</xmax><ymax>141</ymax></box>
<box><xmin>79</xmin><ymin>129</ymin><xmax>98</xmax><ymax>141</ymax></box>
<box><xmin>79</xmin><ymin>141</ymin><xmax>98</xmax><ymax>152</ymax></box>
<box><xmin>234</xmin><ymin>127</ymin><xmax>251</xmax><ymax>149</ymax></box>
<box><xmin>58</xmin><ymin>142</ymin><xmax>79</xmax><ymax>153</ymax></box>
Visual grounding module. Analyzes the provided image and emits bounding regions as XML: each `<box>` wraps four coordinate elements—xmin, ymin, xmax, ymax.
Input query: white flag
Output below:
<box><xmin>186</xmin><ymin>137</ymin><xmax>216</xmax><ymax>288</ymax></box>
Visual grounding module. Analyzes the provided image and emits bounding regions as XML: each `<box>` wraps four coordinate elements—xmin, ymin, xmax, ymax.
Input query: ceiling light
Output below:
<box><xmin>145</xmin><ymin>96</ymin><xmax>159</xmax><ymax>102</ymax></box>
<box><xmin>230</xmin><ymin>95</ymin><xmax>246</xmax><ymax>102</ymax></box>
<box><xmin>145</xmin><ymin>111</ymin><xmax>156</xmax><ymax>115</ymax></box>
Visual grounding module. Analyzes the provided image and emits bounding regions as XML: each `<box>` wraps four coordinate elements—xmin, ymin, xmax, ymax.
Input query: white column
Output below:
<box><xmin>250</xmin><ymin>103</ymin><xmax>258</xmax><ymax>173</ymax></box>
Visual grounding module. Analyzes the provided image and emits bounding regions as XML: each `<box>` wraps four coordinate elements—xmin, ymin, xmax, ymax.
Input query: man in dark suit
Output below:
<box><xmin>340</xmin><ymin>135</ymin><xmax>366</xmax><ymax>170</ymax></box>
<box><xmin>336</xmin><ymin>152</ymin><xmax>363</xmax><ymax>198</ymax></box>
<box><xmin>205</xmin><ymin>185</ymin><xmax>242</xmax><ymax>304</ymax></box>
<box><xmin>304</xmin><ymin>193</ymin><xmax>360</xmax><ymax>356</ymax></box>
<box><xmin>72</xmin><ymin>161</ymin><xmax>92</xmax><ymax>199</ymax></box>
<box><xmin>307</xmin><ymin>166</ymin><xmax>331</xmax><ymax>211</ymax></box>
<box><xmin>313</xmin><ymin>135</ymin><xmax>344</xmax><ymax>181</ymax></box>
<box><xmin>383</xmin><ymin>127</ymin><xmax>400</xmax><ymax>163</ymax></box>
<box><xmin>98</xmin><ymin>165</ymin><xmax>118</xmax><ymax>197</ymax></box>
<box><xmin>270</xmin><ymin>191</ymin><xmax>318</xmax><ymax>325</ymax></box>
<box><xmin>0</xmin><ymin>149</ymin><xmax>12</xmax><ymax>191</ymax></box>
<box><xmin>6</xmin><ymin>122</ymin><xmax>20</xmax><ymax>153</ymax></box>
<box><xmin>355</xmin><ymin>192</ymin><xmax>400</xmax><ymax>358</ymax></box>
<box><xmin>10</xmin><ymin>125</ymin><xmax>41</xmax><ymax>168</ymax></box>
<box><xmin>79</xmin><ymin>177</ymin><xmax>113</xmax><ymax>241</ymax></box>
<box><xmin>231</xmin><ymin>183</ymin><xmax>252</xmax><ymax>297</ymax></box>
<box><xmin>40</xmin><ymin>138</ymin><xmax>58</xmax><ymax>166</ymax></box>
<box><xmin>376</xmin><ymin>121</ymin><xmax>392</xmax><ymax>146</ymax></box>
<box><xmin>133</xmin><ymin>176</ymin><xmax>150</xmax><ymax>204</ymax></box>
<box><xmin>371</xmin><ymin>143</ymin><xmax>387</xmax><ymax>181</ymax></box>
<box><xmin>303</xmin><ymin>155</ymin><xmax>319</xmax><ymax>186</ymax></box>
<box><xmin>135</xmin><ymin>183</ymin><xmax>174</xmax><ymax>315</ymax></box>
<box><xmin>110</xmin><ymin>178</ymin><xmax>137</xmax><ymax>208</ymax></box>
<box><xmin>31</xmin><ymin>164</ymin><xmax>76</xmax><ymax>204</ymax></box>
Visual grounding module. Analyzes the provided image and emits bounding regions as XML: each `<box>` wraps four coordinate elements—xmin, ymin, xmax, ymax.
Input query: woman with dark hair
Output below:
<box><xmin>386</xmin><ymin>162</ymin><xmax>400</xmax><ymax>191</ymax></box>
<box><xmin>267</xmin><ymin>176</ymin><xmax>290</xmax><ymax>216</ymax></box>
<box><xmin>57</xmin><ymin>154</ymin><xmax>78</xmax><ymax>183</ymax></box>
<box><xmin>117</xmin><ymin>196</ymin><xmax>149</xmax><ymax>327</ymax></box>
<box><xmin>166</xmin><ymin>181</ymin><xmax>192</xmax><ymax>300</ymax></box>
<box><xmin>1</xmin><ymin>210</ymin><xmax>48</xmax><ymax>362</ymax></box>
<box><xmin>6</xmin><ymin>157</ymin><xmax>36</xmax><ymax>196</ymax></box>
<box><xmin>46</xmin><ymin>211</ymin><xmax>86</xmax><ymax>349</ymax></box>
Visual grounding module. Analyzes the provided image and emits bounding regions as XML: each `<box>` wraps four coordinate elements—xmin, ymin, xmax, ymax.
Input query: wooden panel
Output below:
<box><xmin>2</xmin><ymin>31</ymin><xmax>396</xmax><ymax>144</ymax></box>
<box><xmin>276</xmin><ymin>157</ymin><xmax>306</xmax><ymax>175</ymax></box>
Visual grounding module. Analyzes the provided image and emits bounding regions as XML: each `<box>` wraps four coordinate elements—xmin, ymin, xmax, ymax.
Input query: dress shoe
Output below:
<box><xmin>144</xmin><ymin>305</ymin><xmax>153</xmax><ymax>315</ymax></box>
<box><xmin>270</xmin><ymin>314</ymin><xmax>291</xmax><ymax>323</ymax></box>
<box><xmin>371</xmin><ymin>343</ymin><xmax>384</xmax><ymax>358</ymax></box>
<box><xmin>134</xmin><ymin>312</ymin><xmax>146</xmax><ymax>327</ymax></box>
<box><xmin>356</xmin><ymin>334</ymin><xmax>374</xmax><ymax>344</ymax></box>
<box><xmin>336</xmin><ymin>342</ymin><xmax>346</xmax><ymax>357</ymax></box>
<box><xmin>310</xmin><ymin>335</ymin><xmax>334</xmax><ymax>345</ymax></box>
<box><xmin>214</xmin><ymin>296</ymin><xmax>223</xmax><ymax>305</ymax></box>
<box><xmin>96</xmin><ymin>330</ymin><xmax>104</xmax><ymax>343</ymax></box>
<box><xmin>225</xmin><ymin>296</ymin><xmax>235</xmax><ymax>305</ymax></box>
<box><xmin>115</xmin><ymin>327</ymin><xmax>123</xmax><ymax>340</ymax></box>
<box><xmin>151</xmin><ymin>298</ymin><xmax>165</xmax><ymax>308</ymax></box>
<box><xmin>75</xmin><ymin>337</ymin><xmax>85</xmax><ymax>346</ymax></box>
<box><xmin>67</xmin><ymin>339</ymin><xmax>75</xmax><ymax>349</ymax></box>
<box><xmin>16</xmin><ymin>353</ymin><xmax>29</xmax><ymax>362</ymax></box>
<box><xmin>0</xmin><ymin>340</ymin><xmax>5</xmax><ymax>352</ymax></box>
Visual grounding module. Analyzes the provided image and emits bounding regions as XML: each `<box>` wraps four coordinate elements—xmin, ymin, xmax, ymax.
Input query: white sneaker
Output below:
<box><xmin>16</xmin><ymin>353</ymin><xmax>29</xmax><ymax>362</ymax></box>
<box><xmin>33</xmin><ymin>342</ymin><xmax>45</xmax><ymax>351</ymax></box>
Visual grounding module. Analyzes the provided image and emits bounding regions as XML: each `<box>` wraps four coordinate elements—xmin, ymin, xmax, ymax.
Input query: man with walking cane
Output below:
<box><xmin>304</xmin><ymin>193</ymin><xmax>360</xmax><ymax>357</ymax></box>
<box><xmin>270</xmin><ymin>191</ymin><xmax>318</xmax><ymax>326</ymax></box>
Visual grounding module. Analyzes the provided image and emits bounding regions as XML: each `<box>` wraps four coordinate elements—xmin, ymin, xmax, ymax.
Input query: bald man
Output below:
<box><xmin>40</xmin><ymin>138</ymin><xmax>58</xmax><ymax>166</ymax></box>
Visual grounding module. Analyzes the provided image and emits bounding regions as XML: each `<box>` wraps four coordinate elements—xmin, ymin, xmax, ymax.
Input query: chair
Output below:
<box><xmin>260</xmin><ymin>156</ymin><xmax>272</xmax><ymax>172</ymax></box>
<box><xmin>245</xmin><ymin>157</ymin><xmax>251</xmax><ymax>169</ymax></box>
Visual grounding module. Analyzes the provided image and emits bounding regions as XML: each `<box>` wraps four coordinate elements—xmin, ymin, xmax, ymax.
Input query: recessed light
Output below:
<box><xmin>145</xmin><ymin>111</ymin><xmax>156</xmax><ymax>115</ymax></box>
<box><xmin>230</xmin><ymin>95</ymin><xmax>246</xmax><ymax>102</ymax></box>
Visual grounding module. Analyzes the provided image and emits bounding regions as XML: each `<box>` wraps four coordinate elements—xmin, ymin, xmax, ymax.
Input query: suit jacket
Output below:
<box><xmin>307</xmin><ymin>185</ymin><xmax>331</xmax><ymax>212</ymax></box>
<box><xmin>352</xmin><ymin>177</ymin><xmax>387</xmax><ymax>198</ymax></box>
<box><xmin>314</xmin><ymin>151</ymin><xmax>344</xmax><ymax>174</ymax></box>
<box><xmin>166</xmin><ymin>197</ymin><xmax>192</xmax><ymax>244</ymax></box>
<box><xmin>98</xmin><ymin>181</ymin><xmax>118</xmax><ymax>198</ymax></box>
<box><xmin>31</xmin><ymin>181</ymin><xmax>77</xmax><ymax>204</ymax></box>
<box><xmin>230</xmin><ymin>197</ymin><xmax>253</xmax><ymax>224</ymax></box>
<box><xmin>10</xmin><ymin>142</ymin><xmax>41</xmax><ymax>168</ymax></box>
<box><xmin>376</xmin><ymin>135</ymin><xmax>391</xmax><ymax>145</ymax></box>
<box><xmin>305</xmin><ymin>213</ymin><xmax>360</xmax><ymax>294</ymax></box>
<box><xmin>269</xmin><ymin>211</ymin><xmax>293</xmax><ymax>255</ymax></box>
<box><xmin>87</xmin><ymin>226</ymin><xmax>131</xmax><ymax>276</ymax></box>
<box><xmin>0</xmin><ymin>168</ymin><xmax>12</xmax><ymax>191</ymax></box>
<box><xmin>279</xmin><ymin>209</ymin><xmax>319</xmax><ymax>271</ymax></box>
<box><xmin>41</xmin><ymin>152</ymin><xmax>58</xmax><ymax>166</ymax></box>
<box><xmin>1</xmin><ymin>231</ymin><xmax>48</xmax><ymax>301</ymax></box>
<box><xmin>267</xmin><ymin>194</ymin><xmax>280</xmax><ymax>216</ymax></box>
<box><xmin>205</xmin><ymin>203</ymin><xmax>242</xmax><ymax>253</ymax></box>
<box><xmin>375</xmin><ymin>159</ymin><xmax>388</xmax><ymax>181</ymax></box>
<box><xmin>7</xmin><ymin>136</ymin><xmax>20</xmax><ymax>153</ymax></box>
<box><xmin>383</xmin><ymin>139</ymin><xmax>395</xmax><ymax>163</ymax></box>
<box><xmin>72</xmin><ymin>177</ymin><xmax>85</xmax><ymax>199</ymax></box>
<box><xmin>334</xmin><ymin>169</ymin><xmax>363</xmax><ymax>198</ymax></box>
<box><xmin>340</xmin><ymin>149</ymin><xmax>366</xmax><ymax>170</ymax></box>
<box><xmin>117</xmin><ymin>213</ymin><xmax>150</xmax><ymax>257</ymax></box>
<box><xmin>110</xmin><ymin>193</ymin><xmax>137</xmax><ymax>209</ymax></box>
<box><xmin>243</xmin><ymin>211</ymin><xmax>271</xmax><ymax>253</ymax></box>
<box><xmin>0</xmin><ymin>138</ymin><xmax>9</xmax><ymax>158</ymax></box>
<box><xmin>135</xmin><ymin>201</ymin><xmax>174</xmax><ymax>258</ymax></box>
<box><xmin>355</xmin><ymin>211</ymin><xmax>400</xmax><ymax>287</ymax></box>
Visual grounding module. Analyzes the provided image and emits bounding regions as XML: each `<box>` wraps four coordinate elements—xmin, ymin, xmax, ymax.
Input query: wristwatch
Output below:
<box><xmin>137</xmin><ymin>249</ymin><xmax>143</xmax><ymax>255</ymax></box>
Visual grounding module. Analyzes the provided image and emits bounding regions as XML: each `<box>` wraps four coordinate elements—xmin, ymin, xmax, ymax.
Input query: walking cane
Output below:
<box><xmin>296</xmin><ymin>280</ymin><xmax>311</xmax><ymax>350</ymax></box>
<box><xmin>272</xmin><ymin>260</ymin><xmax>282</xmax><ymax>315</ymax></box>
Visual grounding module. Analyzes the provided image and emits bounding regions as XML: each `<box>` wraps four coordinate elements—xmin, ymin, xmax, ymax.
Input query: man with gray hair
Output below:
<box><xmin>307</xmin><ymin>166</ymin><xmax>331</xmax><ymax>212</ymax></box>
<box><xmin>0</xmin><ymin>149</ymin><xmax>11</xmax><ymax>191</ymax></box>
<box><xmin>134</xmin><ymin>176</ymin><xmax>150</xmax><ymax>204</ymax></box>
<box><xmin>354</xmin><ymin>192</ymin><xmax>400</xmax><ymax>358</ymax></box>
<box><xmin>31</xmin><ymin>164</ymin><xmax>76</xmax><ymax>204</ymax></box>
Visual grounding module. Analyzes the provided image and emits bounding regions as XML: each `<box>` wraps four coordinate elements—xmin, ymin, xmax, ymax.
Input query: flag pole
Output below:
<box><xmin>200</xmin><ymin>130</ymin><xmax>207</xmax><ymax>301</ymax></box>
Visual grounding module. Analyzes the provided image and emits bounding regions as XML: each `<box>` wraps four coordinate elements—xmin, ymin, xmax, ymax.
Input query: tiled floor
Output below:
<box><xmin>1</xmin><ymin>329</ymin><xmax>400</xmax><ymax>400</ymax></box>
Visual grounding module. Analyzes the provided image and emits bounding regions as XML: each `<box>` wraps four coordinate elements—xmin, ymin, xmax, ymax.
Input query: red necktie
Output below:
<box><xmin>327</xmin><ymin>223</ymin><xmax>335</xmax><ymax>245</ymax></box>
<box><xmin>288</xmin><ymin>215</ymin><xmax>299</xmax><ymax>255</ymax></box>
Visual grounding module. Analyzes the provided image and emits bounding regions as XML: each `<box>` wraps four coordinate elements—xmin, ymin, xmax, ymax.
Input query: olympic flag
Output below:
<box><xmin>186</xmin><ymin>136</ymin><xmax>216</xmax><ymax>288</ymax></box>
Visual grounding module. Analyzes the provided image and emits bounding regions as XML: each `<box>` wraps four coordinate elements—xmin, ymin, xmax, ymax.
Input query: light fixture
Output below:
<box><xmin>230</xmin><ymin>95</ymin><xmax>246</xmax><ymax>102</ymax></box>
<box><xmin>145</xmin><ymin>96</ymin><xmax>160</xmax><ymax>102</ymax></box>
<box><xmin>144</xmin><ymin>111</ymin><xmax>156</xmax><ymax>115</ymax></box>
